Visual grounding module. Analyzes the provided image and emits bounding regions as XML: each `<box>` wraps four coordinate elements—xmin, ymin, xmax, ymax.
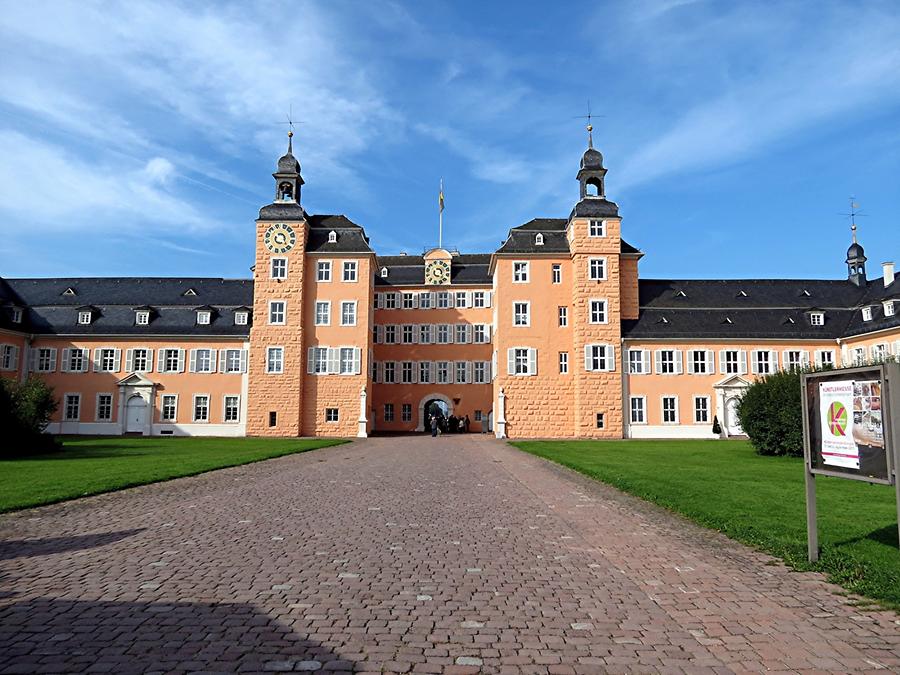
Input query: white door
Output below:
<box><xmin>726</xmin><ymin>397</ymin><xmax>743</xmax><ymax>435</ymax></box>
<box><xmin>126</xmin><ymin>396</ymin><xmax>147</xmax><ymax>433</ymax></box>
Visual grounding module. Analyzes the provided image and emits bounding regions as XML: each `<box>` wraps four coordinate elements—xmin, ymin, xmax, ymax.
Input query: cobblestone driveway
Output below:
<box><xmin>1</xmin><ymin>435</ymin><xmax>898</xmax><ymax>674</ymax></box>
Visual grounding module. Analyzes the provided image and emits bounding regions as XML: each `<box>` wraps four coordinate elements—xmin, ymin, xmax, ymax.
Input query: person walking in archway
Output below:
<box><xmin>430</xmin><ymin>414</ymin><xmax>438</xmax><ymax>437</ymax></box>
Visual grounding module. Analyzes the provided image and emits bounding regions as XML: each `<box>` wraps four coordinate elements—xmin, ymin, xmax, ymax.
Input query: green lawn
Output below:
<box><xmin>0</xmin><ymin>436</ymin><xmax>346</xmax><ymax>513</ymax></box>
<box><xmin>513</xmin><ymin>439</ymin><xmax>900</xmax><ymax>609</ymax></box>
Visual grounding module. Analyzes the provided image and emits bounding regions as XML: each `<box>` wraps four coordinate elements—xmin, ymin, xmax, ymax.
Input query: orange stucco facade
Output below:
<box><xmin>2</xmin><ymin>137</ymin><xmax>898</xmax><ymax>439</ymax></box>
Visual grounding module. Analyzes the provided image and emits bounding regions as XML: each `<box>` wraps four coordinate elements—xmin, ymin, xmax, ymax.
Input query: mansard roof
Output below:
<box><xmin>496</xmin><ymin>217</ymin><xmax>641</xmax><ymax>255</ymax></box>
<box><xmin>2</xmin><ymin>278</ymin><xmax>252</xmax><ymax>336</ymax></box>
<box><xmin>306</xmin><ymin>214</ymin><xmax>373</xmax><ymax>253</ymax></box>
<box><xmin>374</xmin><ymin>253</ymin><xmax>492</xmax><ymax>287</ymax></box>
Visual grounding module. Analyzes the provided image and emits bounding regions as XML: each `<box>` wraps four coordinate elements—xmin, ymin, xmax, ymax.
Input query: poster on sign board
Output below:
<box><xmin>819</xmin><ymin>381</ymin><xmax>858</xmax><ymax>468</ymax></box>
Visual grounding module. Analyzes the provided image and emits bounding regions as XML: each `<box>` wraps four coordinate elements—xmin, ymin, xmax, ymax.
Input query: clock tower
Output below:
<box><xmin>246</xmin><ymin>133</ymin><xmax>309</xmax><ymax>436</ymax></box>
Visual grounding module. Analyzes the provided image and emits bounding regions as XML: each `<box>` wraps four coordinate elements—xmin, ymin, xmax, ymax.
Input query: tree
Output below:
<box><xmin>0</xmin><ymin>376</ymin><xmax>60</xmax><ymax>455</ymax></box>
<box><xmin>735</xmin><ymin>369</ymin><xmax>804</xmax><ymax>457</ymax></box>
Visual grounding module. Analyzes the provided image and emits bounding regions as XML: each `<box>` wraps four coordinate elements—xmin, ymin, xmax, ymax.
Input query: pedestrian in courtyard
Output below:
<box><xmin>430</xmin><ymin>415</ymin><xmax>438</xmax><ymax>437</ymax></box>
<box><xmin>464</xmin><ymin>415</ymin><xmax>470</xmax><ymax>432</ymax></box>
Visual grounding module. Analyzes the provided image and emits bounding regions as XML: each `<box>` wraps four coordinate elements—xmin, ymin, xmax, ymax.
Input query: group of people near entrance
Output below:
<box><xmin>429</xmin><ymin>413</ymin><xmax>470</xmax><ymax>437</ymax></box>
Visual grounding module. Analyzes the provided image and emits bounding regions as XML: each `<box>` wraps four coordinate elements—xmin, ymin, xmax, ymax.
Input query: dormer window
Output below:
<box><xmin>135</xmin><ymin>310</ymin><xmax>150</xmax><ymax>326</ymax></box>
<box><xmin>183</xmin><ymin>288</ymin><xmax>197</xmax><ymax>297</ymax></box>
<box><xmin>380</xmin><ymin>267</ymin><xmax>388</xmax><ymax>278</ymax></box>
<box><xmin>328</xmin><ymin>230</ymin><xmax>337</xmax><ymax>243</ymax></box>
<box><xmin>77</xmin><ymin>311</ymin><xmax>92</xmax><ymax>325</ymax></box>
<box><xmin>197</xmin><ymin>310</ymin><xmax>211</xmax><ymax>325</ymax></box>
<box><xmin>63</xmin><ymin>287</ymin><xmax>77</xmax><ymax>296</ymax></box>
<box><xmin>11</xmin><ymin>307</ymin><xmax>22</xmax><ymax>323</ymax></box>
<box><xmin>674</xmin><ymin>290</ymin><xmax>687</xmax><ymax>298</ymax></box>
<box><xmin>810</xmin><ymin>312</ymin><xmax>824</xmax><ymax>326</ymax></box>
<box><xmin>885</xmin><ymin>301</ymin><xmax>895</xmax><ymax>317</ymax></box>
<box><xmin>588</xmin><ymin>219</ymin><xmax>606</xmax><ymax>237</ymax></box>
<box><xmin>235</xmin><ymin>311</ymin><xmax>249</xmax><ymax>326</ymax></box>
<box><xmin>862</xmin><ymin>306</ymin><xmax>873</xmax><ymax>322</ymax></box>
<box><xmin>535</xmin><ymin>233</ymin><xmax>544</xmax><ymax>246</ymax></box>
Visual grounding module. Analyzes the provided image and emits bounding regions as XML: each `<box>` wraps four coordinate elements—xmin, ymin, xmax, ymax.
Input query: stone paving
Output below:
<box><xmin>1</xmin><ymin>435</ymin><xmax>898</xmax><ymax>674</ymax></box>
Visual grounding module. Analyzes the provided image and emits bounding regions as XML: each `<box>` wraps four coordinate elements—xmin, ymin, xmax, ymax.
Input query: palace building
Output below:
<box><xmin>2</xmin><ymin>132</ymin><xmax>898</xmax><ymax>439</ymax></box>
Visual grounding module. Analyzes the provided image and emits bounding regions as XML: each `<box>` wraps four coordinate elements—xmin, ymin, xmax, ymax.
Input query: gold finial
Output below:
<box><xmin>288</xmin><ymin>130</ymin><xmax>293</xmax><ymax>138</ymax></box>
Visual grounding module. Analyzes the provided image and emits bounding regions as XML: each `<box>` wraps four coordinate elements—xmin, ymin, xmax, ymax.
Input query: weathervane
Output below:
<box><xmin>278</xmin><ymin>104</ymin><xmax>302</xmax><ymax>153</ymax></box>
<box><xmin>573</xmin><ymin>100</ymin><xmax>604</xmax><ymax>148</ymax></box>
<box><xmin>839</xmin><ymin>197</ymin><xmax>867</xmax><ymax>243</ymax></box>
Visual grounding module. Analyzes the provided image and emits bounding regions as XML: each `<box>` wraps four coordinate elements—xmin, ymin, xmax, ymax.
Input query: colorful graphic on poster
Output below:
<box><xmin>851</xmin><ymin>380</ymin><xmax>884</xmax><ymax>449</ymax></box>
<box><xmin>819</xmin><ymin>381</ymin><xmax>859</xmax><ymax>469</ymax></box>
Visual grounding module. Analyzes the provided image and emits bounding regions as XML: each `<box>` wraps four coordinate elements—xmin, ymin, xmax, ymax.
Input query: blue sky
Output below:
<box><xmin>1</xmin><ymin>0</ymin><xmax>899</xmax><ymax>281</ymax></box>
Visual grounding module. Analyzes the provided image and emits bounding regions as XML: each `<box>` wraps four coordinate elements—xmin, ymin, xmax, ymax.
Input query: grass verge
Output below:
<box><xmin>512</xmin><ymin>439</ymin><xmax>900</xmax><ymax>610</ymax></box>
<box><xmin>0</xmin><ymin>436</ymin><xmax>346</xmax><ymax>513</ymax></box>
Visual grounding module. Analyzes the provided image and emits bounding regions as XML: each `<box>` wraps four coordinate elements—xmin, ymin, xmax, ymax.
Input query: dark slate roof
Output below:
<box><xmin>496</xmin><ymin>217</ymin><xmax>642</xmax><ymax>255</ymax></box>
<box><xmin>570</xmin><ymin>197</ymin><xmax>619</xmax><ymax>219</ymax></box>
<box><xmin>623</xmin><ymin>278</ymin><xmax>870</xmax><ymax>340</ymax></box>
<box><xmin>258</xmin><ymin>201</ymin><xmax>307</xmax><ymax>221</ymax></box>
<box><xmin>3</xmin><ymin>278</ymin><xmax>253</xmax><ymax>336</ymax></box>
<box><xmin>843</xmin><ymin>276</ymin><xmax>900</xmax><ymax>337</ymax></box>
<box><xmin>374</xmin><ymin>254</ymin><xmax>492</xmax><ymax>287</ymax></box>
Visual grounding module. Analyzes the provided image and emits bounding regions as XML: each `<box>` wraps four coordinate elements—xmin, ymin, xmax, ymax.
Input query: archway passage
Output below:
<box><xmin>418</xmin><ymin>394</ymin><xmax>453</xmax><ymax>432</ymax></box>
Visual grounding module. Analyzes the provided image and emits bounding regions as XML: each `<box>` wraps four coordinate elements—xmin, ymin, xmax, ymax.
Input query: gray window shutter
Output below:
<box><xmin>157</xmin><ymin>349</ymin><xmax>166</xmax><ymax>372</ymax></box>
<box><xmin>327</xmin><ymin>347</ymin><xmax>340</xmax><ymax>375</ymax></box>
<box><xmin>189</xmin><ymin>349</ymin><xmax>198</xmax><ymax>373</ymax></box>
<box><xmin>240</xmin><ymin>349</ymin><xmax>248</xmax><ymax>373</ymax></box>
<box><xmin>218</xmin><ymin>349</ymin><xmax>227</xmax><ymax>373</ymax></box>
<box><xmin>606</xmin><ymin>345</ymin><xmax>615</xmax><ymax>372</ymax></box>
<box><xmin>307</xmin><ymin>347</ymin><xmax>316</xmax><ymax>374</ymax></box>
<box><xmin>485</xmin><ymin>291</ymin><xmax>492</xmax><ymax>308</ymax></box>
<box><xmin>125</xmin><ymin>349</ymin><xmax>134</xmax><ymax>373</ymax></box>
<box><xmin>718</xmin><ymin>350</ymin><xmax>726</xmax><ymax>373</ymax></box>
<box><xmin>585</xmin><ymin>345</ymin><xmax>593</xmax><ymax>372</ymax></box>
<box><xmin>739</xmin><ymin>350</ymin><xmax>747</xmax><ymax>375</ymax></box>
<box><xmin>654</xmin><ymin>350</ymin><xmax>662</xmax><ymax>374</ymax></box>
<box><xmin>145</xmin><ymin>348</ymin><xmax>154</xmax><ymax>373</ymax></box>
<box><xmin>177</xmin><ymin>348</ymin><xmax>185</xmax><ymax>373</ymax></box>
<box><xmin>706</xmin><ymin>350</ymin><xmax>715</xmax><ymax>374</ymax></box>
<box><xmin>113</xmin><ymin>348</ymin><xmax>121</xmax><ymax>372</ymax></box>
<box><xmin>686</xmin><ymin>351</ymin><xmax>695</xmax><ymax>374</ymax></box>
<box><xmin>354</xmin><ymin>348</ymin><xmax>361</xmax><ymax>375</ymax></box>
<box><xmin>61</xmin><ymin>348</ymin><xmax>70</xmax><ymax>373</ymax></box>
<box><xmin>507</xmin><ymin>348</ymin><xmax>516</xmax><ymax>375</ymax></box>
<box><xmin>48</xmin><ymin>348</ymin><xmax>57</xmax><ymax>372</ymax></box>
<box><xmin>93</xmin><ymin>348</ymin><xmax>102</xmax><ymax>372</ymax></box>
<box><xmin>466</xmin><ymin>361</ymin><xmax>473</xmax><ymax>383</ymax></box>
<box><xmin>642</xmin><ymin>350</ymin><xmax>651</xmax><ymax>373</ymax></box>
<box><xmin>209</xmin><ymin>350</ymin><xmax>217</xmax><ymax>373</ymax></box>
<box><xmin>10</xmin><ymin>346</ymin><xmax>19</xmax><ymax>371</ymax></box>
<box><xmin>674</xmin><ymin>350</ymin><xmax>683</xmax><ymax>374</ymax></box>
<box><xmin>528</xmin><ymin>348</ymin><xmax>537</xmax><ymax>376</ymax></box>
<box><xmin>750</xmin><ymin>351</ymin><xmax>759</xmax><ymax>374</ymax></box>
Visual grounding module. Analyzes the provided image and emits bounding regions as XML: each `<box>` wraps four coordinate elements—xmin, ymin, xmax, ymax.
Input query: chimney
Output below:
<box><xmin>883</xmin><ymin>261</ymin><xmax>895</xmax><ymax>288</ymax></box>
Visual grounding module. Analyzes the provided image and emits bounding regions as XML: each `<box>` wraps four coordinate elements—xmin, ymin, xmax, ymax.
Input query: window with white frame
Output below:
<box><xmin>131</xmin><ymin>348</ymin><xmax>150</xmax><ymax>372</ymax></box>
<box><xmin>694</xmin><ymin>396</ymin><xmax>710</xmax><ymax>423</ymax></box>
<box><xmin>317</xmin><ymin>260</ymin><xmax>332</xmax><ymax>282</ymax></box>
<box><xmin>67</xmin><ymin>348</ymin><xmax>88</xmax><ymax>372</ymax></box>
<box><xmin>508</xmin><ymin>347</ymin><xmax>536</xmax><ymax>376</ymax></box>
<box><xmin>585</xmin><ymin>344</ymin><xmax>614</xmax><ymax>372</ymax></box>
<box><xmin>224</xmin><ymin>349</ymin><xmax>244</xmax><ymax>373</ymax></box>
<box><xmin>688</xmin><ymin>349</ymin><xmax>711</xmax><ymax>374</ymax></box>
<box><xmin>234</xmin><ymin>311</ymin><xmax>249</xmax><ymax>326</ymax></box>
<box><xmin>862</xmin><ymin>306</ymin><xmax>873</xmax><ymax>321</ymax></box>
<box><xmin>885</xmin><ymin>301</ymin><xmax>896</xmax><ymax>317</ymax></box>
<box><xmin>271</xmin><ymin>258</ymin><xmax>287</xmax><ymax>279</ymax></box>
<box><xmin>135</xmin><ymin>310</ymin><xmax>150</xmax><ymax>326</ymax></box>
<box><xmin>11</xmin><ymin>308</ymin><xmax>22</xmax><ymax>323</ymax></box>
<box><xmin>656</xmin><ymin>349</ymin><xmax>679</xmax><ymax>374</ymax></box>
<box><xmin>558</xmin><ymin>306</ymin><xmax>568</xmax><ymax>327</ymax></box>
<box><xmin>419</xmin><ymin>292</ymin><xmax>433</xmax><ymax>309</ymax></box>
<box><xmin>720</xmin><ymin>349</ymin><xmax>745</xmax><ymax>375</ymax></box>
<box><xmin>402</xmin><ymin>292</ymin><xmax>416</xmax><ymax>309</ymax></box>
<box><xmin>784</xmin><ymin>350</ymin><xmax>806</xmax><ymax>370</ymax></box>
<box><xmin>419</xmin><ymin>324</ymin><xmax>433</xmax><ymax>344</ymax></box>
<box><xmin>266</xmin><ymin>347</ymin><xmax>284</xmax><ymax>374</ymax></box>
<box><xmin>193</xmin><ymin>395</ymin><xmax>209</xmax><ymax>422</ymax></box>
<box><xmin>535</xmin><ymin>233</ymin><xmax>544</xmax><ymax>246</ymax></box>
<box><xmin>402</xmin><ymin>404</ymin><xmax>412</xmax><ymax>422</ymax></box>
<box><xmin>513</xmin><ymin>261</ymin><xmax>529</xmax><ymax>283</ymax></box>
<box><xmin>315</xmin><ymin>301</ymin><xmax>330</xmax><ymax>326</ymax></box>
<box><xmin>383</xmin><ymin>361</ymin><xmax>396</xmax><ymax>383</ymax></box>
<box><xmin>98</xmin><ymin>348</ymin><xmax>118</xmax><ymax>372</ymax></box>
<box><xmin>852</xmin><ymin>347</ymin><xmax>866</xmax><ymax>366</ymax></box>
<box><xmin>310</xmin><ymin>347</ymin><xmax>328</xmax><ymax>374</ymax></box>
<box><xmin>63</xmin><ymin>393</ymin><xmax>80</xmax><ymax>421</ymax></box>
<box><xmin>456</xmin><ymin>361</ymin><xmax>468</xmax><ymax>383</ymax></box>
<box><xmin>436</xmin><ymin>361</ymin><xmax>451</xmax><ymax>383</ymax></box>
<box><xmin>588</xmin><ymin>258</ymin><xmax>607</xmax><ymax>281</ymax></box>
<box><xmin>473</xmin><ymin>291</ymin><xmax>486</xmax><ymax>308</ymax></box>
<box><xmin>342</xmin><ymin>260</ymin><xmax>358</xmax><ymax>282</ymax></box>
<box><xmin>810</xmin><ymin>312</ymin><xmax>824</xmax><ymax>326</ymax></box>
<box><xmin>96</xmin><ymin>393</ymin><xmax>113</xmax><ymax>421</ymax></box>
<box><xmin>589</xmin><ymin>219</ymin><xmax>606</xmax><ymax>237</ymax></box>
<box><xmin>383</xmin><ymin>292</ymin><xmax>398</xmax><ymax>309</ymax></box>
<box><xmin>872</xmin><ymin>344</ymin><xmax>888</xmax><ymax>362</ymax></box>
<box><xmin>513</xmin><ymin>302</ymin><xmax>530</xmax><ymax>326</ymax></box>
<box><xmin>419</xmin><ymin>361</ymin><xmax>432</xmax><ymax>384</ymax></box>
<box><xmin>341</xmin><ymin>301</ymin><xmax>357</xmax><ymax>326</ymax></box>
<box><xmin>384</xmin><ymin>325</ymin><xmax>397</xmax><ymax>344</ymax></box>
<box><xmin>454</xmin><ymin>324</ymin><xmax>467</xmax><ymax>343</ymax></box>
<box><xmin>78</xmin><ymin>310</ymin><xmax>92</xmax><ymax>325</ymax></box>
<box><xmin>339</xmin><ymin>348</ymin><xmax>357</xmax><ymax>374</ymax></box>
<box><xmin>474</xmin><ymin>324</ymin><xmax>489</xmax><ymax>343</ymax></box>
<box><xmin>1</xmin><ymin>345</ymin><xmax>17</xmax><ymax>371</ymax></box>
<box><xmin>34</xmin><ymin>347</ymin><xmax>57</xmax><ymax>372</ymax></box>
<box><xmin>816</xmin><ymin>350</ymin><xmax>835</xmax><ymax>368</ymax></box>
<box><xmin>325</xmin><ymin>408</ymin><xmax>339</xmax><ymax>422</ymax></box>
<box><xmin>161</xmin><ymin>394</ymin><xmax>177</xmax><ymax>422</ymax></box>
<box><xmin>162</xmin><ymin>348</ymin><xmax>181</xmax><ymax>373</ymax></box>
<box><xmin>401</xmin><ymin>361</ymin><xmax>414</xmax><ymax>383</ymax></box>
<box><xmin>224</xmin><ymin>395</ymin><xmax>240</xmax><ymax>422</ymax></box>
<box><xmin>662</xmin><ymin>396</ymin><xmax>678</xmax><ymax>424</ymax></box>
<box><xmin>328</xmin><ymin>230</ymin><xmax>337</xmax><ymax>243</ymax></box>
<box><xmin>559</xmin><ymin>351</ymin><xmax>568</xmax><ymax>374</ymax></box>
<box><xmin>269</xmin><ymin>301</ymin><xmax>286</xmax><ymax>325</ymax></box>
<box><xmin>552</xmin><ymin>264</ymin><xmax>562</xmax><ymax>284</ymax></box>
<box><xmin>589</xmin><ymin>299</ymin><xmax>607</xmax><ymax>324</ymax></box>
<box><xmin>630</xmin><ymin>397</ymin><xmax>646</xmax><ymax>424</ymax></box>
<box><xmin>628</xmin><ymin>349</ymin><xmax>649</xmax><ymax>374</ymax></box>
<box><xmin>192</xmin><ymin>348</ymin><xmax>215</xmax><ymax>373</ymax></box>
<box><xmin>474</xmin><ymin>361</ymin><xmax>489</xmax><ymax>383</ymax></box>
<box><xmin>197</xmin><ymin>310</ymin><xmax>211</xmax><ymax>325</ymax></box>
<box><xmin>402</xmin><ymin>324</ymin><xmax>415</xmax><ymax>344</ymax></box>
<box><xmin>437</xmin><ymin>292</ymin><xmax>452</xmax><ymax>309</ymax></box>
<box><xmin>752</xmin><ymin>350</ymin><xmax>775</xmax><ymax>374</ymax></box>
<box><xmin>455</xmin><ymin>291</ymin><xmax>467</xmax><ymax>308</ymax></box>
<box><xmin>434</xmin><ymin>324</ymin><xmax>450</xmax><ymax>344</ymax></box>
<box><xmin>595</xmin><ymin>412</ymin><xmax>605</xmax><ymax>429</ymax></box>
<box><xmin>384</xmin><ymin>403</ymin><xmax>394</xmax><ymax>422</ymax></box>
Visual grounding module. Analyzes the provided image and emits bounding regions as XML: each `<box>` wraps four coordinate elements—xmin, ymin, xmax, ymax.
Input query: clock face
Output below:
<box><xmin>264</xmin><ymin>223</ymin><xmax>296</xmax><ymax>254</ymax></box>
<box><xmin>425</xmin><ymin>260</ymin><xmax>451</xmax><ymax>285</ymax></box>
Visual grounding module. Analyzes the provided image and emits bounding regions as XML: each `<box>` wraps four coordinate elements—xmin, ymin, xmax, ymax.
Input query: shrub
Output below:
<box><xmin>711</xmin><ymin>415</ymin><xmax>721</xmax><ymax>435</ymax></box>
<box><xmin>0</xmin><ymin>376</ymin><xmax>61</xmax><ymax>456</ymax></box>
<box><xmin>735</xmin><ymin>369</ymin><xmax>804</xmax><ymax>457</ymax></box>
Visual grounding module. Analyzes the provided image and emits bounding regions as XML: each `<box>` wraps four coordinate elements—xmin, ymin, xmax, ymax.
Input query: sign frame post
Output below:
<box><xmin>801</xmin><ymin>363</ymin><xmax>900</xmax><ymax>563</ymax></box>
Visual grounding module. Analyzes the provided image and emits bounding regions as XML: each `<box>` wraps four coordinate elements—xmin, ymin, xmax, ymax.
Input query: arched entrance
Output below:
<box><xmin>125</xmin><ymin>395</ymin><xmax>148</xmax><ymax>434</ymax></box>
<box><xmin>416</xmin><ymin>393</ymin><xmax>453</xmax><ymax>432</ymax></box>
<box><xmin>725</xmin><ymin>397</ymin><xmax>743</xmax><ymax>436</ymax></box>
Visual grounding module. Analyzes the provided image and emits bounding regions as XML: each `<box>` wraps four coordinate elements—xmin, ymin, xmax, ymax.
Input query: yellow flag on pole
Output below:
<box><xmin>439</xmin><ymin>179</ymin><xmax>444</xmax><ymax>212</ymax></box>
